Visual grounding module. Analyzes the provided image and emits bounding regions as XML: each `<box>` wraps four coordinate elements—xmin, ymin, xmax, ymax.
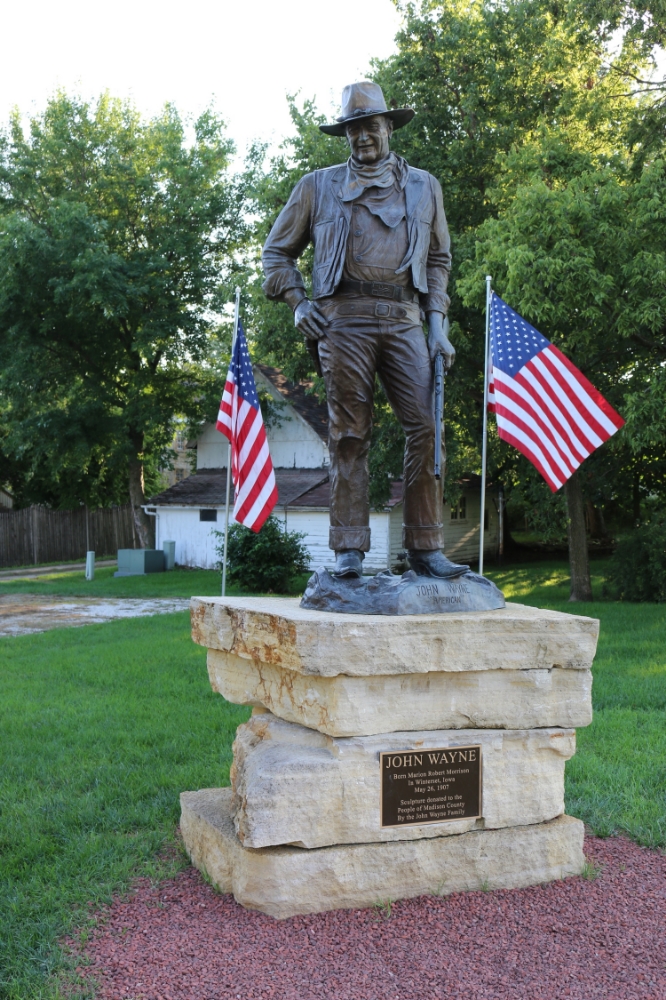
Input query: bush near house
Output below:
<box><xmin>216</xmin><ymin>516</ymin><xmax>310</xmax><ymax>594</ymax></box>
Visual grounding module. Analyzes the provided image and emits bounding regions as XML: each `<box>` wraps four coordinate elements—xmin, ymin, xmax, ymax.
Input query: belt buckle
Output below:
<box><xmin>371</xmin><ymin>282</ymin><xmax>393</xmax><ymax>299</ymax></box>
<box><xmin>375</xmin><ymin>302</ymin><xmax>391</xmax><ymax>318</ymax></box>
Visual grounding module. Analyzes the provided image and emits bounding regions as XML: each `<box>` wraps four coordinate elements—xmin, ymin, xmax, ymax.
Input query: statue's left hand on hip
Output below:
<box><xmin>427</xmin><ymin>312</ymin><xmax>456</xmax><ymax>368</ymax></box>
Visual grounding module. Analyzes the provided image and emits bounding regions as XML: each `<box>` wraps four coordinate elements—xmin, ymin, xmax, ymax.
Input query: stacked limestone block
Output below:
<box><xmin>180</xmin><ymin>596</ymin><xmax>598</xmax><ymax>918</ymax></box>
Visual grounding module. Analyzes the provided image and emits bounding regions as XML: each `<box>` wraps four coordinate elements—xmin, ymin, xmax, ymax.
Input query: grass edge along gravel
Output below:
<box><xmin>0</xmin><ymin>559</ymin><xmax>664</xmax><ymax>998</ymax></box>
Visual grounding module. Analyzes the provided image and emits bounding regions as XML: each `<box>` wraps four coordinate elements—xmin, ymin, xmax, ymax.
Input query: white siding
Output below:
<box><xmin>444</xmin><ymin>488</ymin><xmax>499</xmax><ymax>564</ymax></box>
<box><xmin>274</xmin><ymin>509</ymin><xmax>390</xmax><ymax>573</ymax></box>
<box><xmin>389</xmin><ymin>506</ymin><xmax>404</xmax><ymax>566</ymax></box>
<box><xmin>155</xmin><ymin>506</ymin><xmax>224</xmax><ymax>569</ymax></box>
<box><xmin>153</xmin><ymin>491</ymin><xmax>498</xmax><ymax>573</ymax></box>
<box><xmin>254</xmin><ymin>371</ymin><xmax>330</xmax><ymax>469</ymax></box>
<box><xmin>195</xmin><ymin>389</ymin><xmax>329</xmax><ymax>472</ymax></box>
<box><xmin>196</xmin><ymin>424</ymin><xmax>230</xmax><ymax>471</ymax></box>
<box><xmin>388</xmin><ymin>488</ymin><xmax>499</xmax><ymax>568</ymax></box>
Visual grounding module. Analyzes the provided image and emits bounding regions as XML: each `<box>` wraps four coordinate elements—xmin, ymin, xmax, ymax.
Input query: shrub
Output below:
<box><xmin>215</xmin><ymin>516</ymin><xmax>310</xmax><ymax>593</ymax></box>
<box><xmin>604</xmin><ymin>521</ymin><xmax>666</xmax><ymax>602</ymax></box>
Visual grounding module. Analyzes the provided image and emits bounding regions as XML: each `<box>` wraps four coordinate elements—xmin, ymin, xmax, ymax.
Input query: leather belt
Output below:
<box><xmin>339</xmin><ymin>278</ymin><xmax>419</xmax><ymax>304</ymax></box>
<box><xmin>332</xmin><ymin>301</ymin><xmax>412</xmax><ymax>320</ymax></box>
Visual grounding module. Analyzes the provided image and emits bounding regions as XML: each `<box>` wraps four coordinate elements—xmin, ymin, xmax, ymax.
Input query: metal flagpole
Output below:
<box><xmin>479</xmin><ymin>275</ymin><xmax>492</xmax><ymax>576</ymax></box>
<box><xmin>222</xmin><ymin>286</ymin><xmax>241</xmax><ymax>597</ymax></box>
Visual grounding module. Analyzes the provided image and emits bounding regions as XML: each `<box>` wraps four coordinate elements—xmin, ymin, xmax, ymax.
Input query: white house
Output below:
<box><xmin>147</xmin><ymin>365</ymin><xmax>499</xmax><ymax>572</ymax></box>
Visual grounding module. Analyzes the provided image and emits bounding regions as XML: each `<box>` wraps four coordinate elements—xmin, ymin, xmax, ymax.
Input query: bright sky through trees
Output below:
<box><xmin>0</xmin><ymin>0</ymin><xmax>401</xmax><ymax>155</ymax></box>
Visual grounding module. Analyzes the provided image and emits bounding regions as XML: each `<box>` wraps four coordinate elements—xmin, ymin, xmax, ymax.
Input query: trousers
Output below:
<box><xmin>316</xmin><ymin>294</ymin><xmax>444</xmax><ymax>553</ymax></box>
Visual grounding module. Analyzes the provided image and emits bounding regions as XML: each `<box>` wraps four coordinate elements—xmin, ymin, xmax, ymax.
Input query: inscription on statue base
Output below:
<box><xmin>301</xmin><ymin>569</ymin><xmax>505</xmax><ymax>615</ymax></box>
<box><xmin>380</xmin><ymin>745</ymin><xmax>482</xmax><ymax>828</ymax></box>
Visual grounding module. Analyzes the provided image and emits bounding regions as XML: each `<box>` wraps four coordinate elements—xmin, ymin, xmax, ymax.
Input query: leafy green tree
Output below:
<box><xmin>242</xmin><ymin>0</ymin><xmax>658</xmax><ymax>516</ymax></box>
<box><xmin>605</xmin><ymin>519</ymin><xmax>666</xmax><ymax>601</ymax></box>
<box><xmin>370</xmin><ymin>0</ymin><xmax>666</xmax><ymax>588</ymax></box>
<box><xmin>373</xmin><ymin>0</ymin><xmax>640</xmax><ymax>228</ymax></box>
<box><xmin>458</xmin><ymin>158</ymin><xmax>666</xmax><ymax>596</ymax></box>
<box><xmin>0</xmin><ymin>93</ymin><xmax>244</xmax><ymax>542</ymax></box>
<box><xmin>240</xmin><ymin>100</ymin><xmax>346</xmax><ymax>385</ymax></box>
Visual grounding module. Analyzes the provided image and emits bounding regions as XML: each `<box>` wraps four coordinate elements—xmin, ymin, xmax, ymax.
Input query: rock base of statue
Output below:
<box><xmin>181</xmin><ymin>787</ymin><xmax>584</xmax><ymax>920</ymax></box>
<box><xmin>300</xmin><ymin>567</ymin><xmax>505</xmax><ymax>615</ymax></box>
<box><xmin>181</xmin><ymin>596</ymin><xmax>598</xmax><ymax>918</ymax></box>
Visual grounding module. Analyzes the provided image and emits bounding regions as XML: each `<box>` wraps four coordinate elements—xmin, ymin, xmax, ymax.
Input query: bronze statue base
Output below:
<box><xmin>300</xmin><ymin>567</ymin><xmax>505</xmax><ymax>615</ymax></box>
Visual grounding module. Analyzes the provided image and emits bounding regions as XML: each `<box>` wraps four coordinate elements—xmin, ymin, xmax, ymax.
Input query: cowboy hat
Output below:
<box><xmin>319</xmin><ymin>81</ymin><xmax>414</xmax><ymax>137</ymax></box>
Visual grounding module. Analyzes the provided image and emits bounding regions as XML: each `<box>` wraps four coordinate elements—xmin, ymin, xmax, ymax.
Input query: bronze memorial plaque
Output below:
<box><xmin>380</xmin><ymin>746</ymin><xmax>482</xmax><ymax>828</ymax></box>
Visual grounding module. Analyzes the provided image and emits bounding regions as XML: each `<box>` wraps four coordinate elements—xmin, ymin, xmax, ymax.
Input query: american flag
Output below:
<box><xmin>216</xmin><ymin>319</ymin><xmax>278</xmax><ymax>531</ymax></box>
<box><xmin>488</xmin><ymin>294</ymin><xmax>624</xmax><ymax>492</ymax></box>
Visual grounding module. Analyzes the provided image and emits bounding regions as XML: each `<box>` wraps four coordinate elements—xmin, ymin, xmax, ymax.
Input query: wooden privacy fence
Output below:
<box><xmin>0</xmin><ymin>504</ymin><xmax>137</xmax><ymax>568</ymax></box>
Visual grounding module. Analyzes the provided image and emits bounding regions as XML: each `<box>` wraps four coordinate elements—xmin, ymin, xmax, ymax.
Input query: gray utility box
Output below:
<box><xmin>163</xmin><ymin>540</ymin><xmax>176</xmax><ymax>570</ymax></box>
<box><xmin>114</xmin><ymin>549</ymin><xmax>166</xmax><ymax>577</ymax></box>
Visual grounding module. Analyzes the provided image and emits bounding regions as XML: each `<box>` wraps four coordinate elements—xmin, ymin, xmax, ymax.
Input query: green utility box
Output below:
<box><xmin>114</xmin><ymin>549</ymin><xmax>166</xmax><ymax>576</ymax></box>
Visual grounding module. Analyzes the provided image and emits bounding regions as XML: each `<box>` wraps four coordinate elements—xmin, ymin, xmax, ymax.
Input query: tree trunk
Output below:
<box><xmin>128</xmin><ymin>455</ymin><xmax>153</xmax><ymax>549</ymax></box>
<box><xmin>585</xmin><ymin>501</ymin><xmax>607</xmax><ymax>541</ymax></box>
<box><xmin>564</xmin><ymin>468</ymin><xmax>592</xmax><ymax>601</ymax></box>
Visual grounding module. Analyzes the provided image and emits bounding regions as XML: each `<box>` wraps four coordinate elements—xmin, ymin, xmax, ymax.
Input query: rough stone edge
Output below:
<box><xmin>180</xmin><ymin>787</ymin><xmax>585</xmax><ymax>920</ymax></box>
<box><xmin>207</xmin><ymin>650</ymin><xmax>594</xmax><ymax>735</ymax></box>
<box><xmin>190</xmin><ymin>597</ymin><xmax>599</xmax><ymax>677</ymax></box>
<box><xmin>230</xmin><ymin>717</ymin><xmax>575</xmax><ymax>848</ymax></box>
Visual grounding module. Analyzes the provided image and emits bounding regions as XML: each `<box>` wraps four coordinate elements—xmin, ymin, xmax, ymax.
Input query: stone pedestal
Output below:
<box><xmin>181</xmin><ymin>789</ymin><xmax>584</xmax><ymax>920</ymax></box>
<box><xmin>181</xmin><ymin>597</ymin><xmax>598</xmax><ymax>917</ymax></box>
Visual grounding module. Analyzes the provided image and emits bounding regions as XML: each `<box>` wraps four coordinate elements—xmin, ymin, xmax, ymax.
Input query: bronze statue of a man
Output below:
<box><xmin>262</xmin><ymin>81</ymin><xmax>467</xmax><ymax>580</ymax></box>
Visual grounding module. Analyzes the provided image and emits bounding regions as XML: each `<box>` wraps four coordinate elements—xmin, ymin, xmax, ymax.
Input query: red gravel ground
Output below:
<box><xmin>71</xmin><ymin>834</ymin><xmax>666</xmax><ymax>1000</ymax></box>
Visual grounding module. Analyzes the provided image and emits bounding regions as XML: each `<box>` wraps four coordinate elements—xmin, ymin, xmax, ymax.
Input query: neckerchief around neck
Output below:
<box><xmin>340</xmin><ymin>152</ymin><xmax>408</xmax><ymax>203</ymax></box>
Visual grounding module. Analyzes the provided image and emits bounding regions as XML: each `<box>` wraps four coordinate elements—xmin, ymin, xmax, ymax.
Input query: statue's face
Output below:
<box><xmin>345</xmin><ymin>115</ymin><xmax>393</xmax><ymax>164</ymax></box>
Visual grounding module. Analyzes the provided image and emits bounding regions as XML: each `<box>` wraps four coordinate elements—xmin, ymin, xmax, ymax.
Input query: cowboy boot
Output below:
<box><xmin>408</xmin><ymin>549</ymin><xmax>469</xmax><ymax>579</ymax></box>
<box><xmin>333</xmin><ymin>549</ymin><xmax>365</xmax><ymax>579</ymax></box>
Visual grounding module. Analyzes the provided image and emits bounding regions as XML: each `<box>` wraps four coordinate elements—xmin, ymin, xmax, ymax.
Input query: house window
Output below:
<box><xmin>200</xmin><ymin>509</ymin><xmax>217</xmax><ymax>522</ymax></box>
<box><xmin>450</xmin><ymin>497</ymin><xmax>467</xmax><ymax>521</ymax></box>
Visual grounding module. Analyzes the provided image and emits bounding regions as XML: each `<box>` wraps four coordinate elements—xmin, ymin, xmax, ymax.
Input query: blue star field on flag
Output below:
<box><xmin>490</xmin><ymin>296</ymin><xmax>551</xmax><ymax>376</ymax></box>
<box><xmin>229</xmin><ymin>321</ymin><xmax>260</xmax><ymax>408</ymax></box>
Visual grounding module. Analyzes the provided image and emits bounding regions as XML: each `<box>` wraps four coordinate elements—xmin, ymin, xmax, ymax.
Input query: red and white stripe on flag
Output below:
<box><xmin>216</xmin><ymin>321</ymin><xmax>278</xmax><ymax>531</ymax></box>
<box><xmin>488</xmin><ymin>295</ymin><xmax>624</xmax><ymax>492</ymax></box>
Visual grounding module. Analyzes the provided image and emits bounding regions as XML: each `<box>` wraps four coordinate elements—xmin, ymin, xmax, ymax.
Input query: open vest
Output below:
<box><xmin>310</xmin><ymin>163</ymin><xmax>439</xmax><ymax>300</ymax></box>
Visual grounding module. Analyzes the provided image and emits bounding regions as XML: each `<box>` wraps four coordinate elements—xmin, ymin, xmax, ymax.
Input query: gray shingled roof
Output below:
<box><xmin>150</xmin><ymin>471</ymin><xmax>492</xmax><ymax>511</ymax></box>
<box><xmin>149</xmin><ymin>468</ymin><xmax>329</xmax><ymax>508</ymax></box>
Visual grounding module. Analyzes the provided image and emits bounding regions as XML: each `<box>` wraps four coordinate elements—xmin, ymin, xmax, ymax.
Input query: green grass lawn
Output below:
<box><xmin>0</xmin><ymin>613</ymin><xmax>250</xmax><ymax>999</ymax></box>
<box><xmin>0</xmin><ymin>557</ymin><xmax>664</xmax><ymax>999</ymax></box>
<box><xmin>0</xmin><ymin>564</ymin><xmax>312</xmax><ymax>600</ymax></box>
<box><xmin>0</xmin><ymin>564</ymin><xmax>246</xmax><ymax>600</ymax></box>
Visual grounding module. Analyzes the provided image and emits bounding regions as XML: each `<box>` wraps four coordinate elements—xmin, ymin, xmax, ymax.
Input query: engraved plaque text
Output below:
<box><xmin>380</xmin><ymin>745</ymin><xmax>482</xmax><ymax>828</ymax></box>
